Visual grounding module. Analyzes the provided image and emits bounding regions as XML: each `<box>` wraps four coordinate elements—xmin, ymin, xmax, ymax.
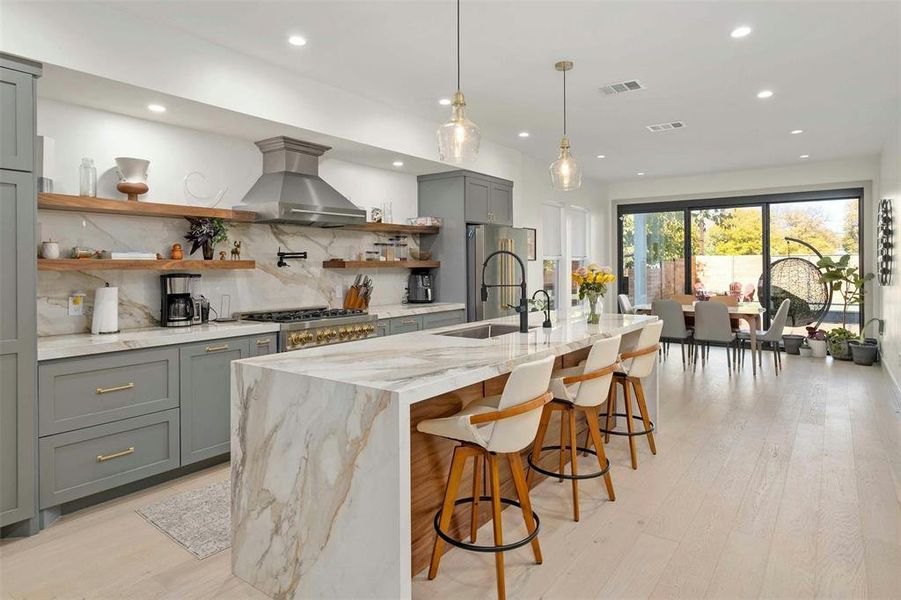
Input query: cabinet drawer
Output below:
<box><xmin>39</xmin><ymin>347</ymin><xmax>179</xmax><ymax>436</ymax></box>
<box><xmin>374</xmin><ymin>320</ymin><xmax>389</xmax><ymax>337</ymax></box>
<box><xmin>39</xmin><ymin>409</ymin><xmax>180</xmax><ymax>508</ymax></box>
<box><xmin>249</xmin><ymin>333</ymin><xmax>278</xmax><ymax>356</ymax></box>
<box><xmin>389</xmin><ymin>315</ymin><xmax>423</xmax><ymax>335</ymax></box>
<box><xmin>422</xmin><ymin>310</ymin><xmax>466</xmax><ymax>330</ymax></box>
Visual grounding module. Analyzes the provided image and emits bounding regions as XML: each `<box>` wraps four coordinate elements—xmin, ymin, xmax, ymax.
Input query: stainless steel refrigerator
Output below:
<box><xmin>466</xmin><ymin>224</ymin><xmax>529</xmax><ymax>322</ymax></box>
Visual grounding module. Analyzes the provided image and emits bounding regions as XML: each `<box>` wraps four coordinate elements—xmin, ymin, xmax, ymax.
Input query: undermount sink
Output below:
<box><xmin>437</xmin><ymin>323</ymin><xmax>538</xmax><ymax>339</ymax></box>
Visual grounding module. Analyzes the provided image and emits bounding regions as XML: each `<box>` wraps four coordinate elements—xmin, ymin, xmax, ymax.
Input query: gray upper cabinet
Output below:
<box><xmin>179</xmin><ymin>337</ymin><xmax>250</xmax><ymax>465</ymax></box>
<box><xmin>0</xmin><ymin>54</ymin><xmax>39</xmax><ymax>529</ymax></box>
<box><xmin>488</xmin><ymin>182</ymin><xmax>513</xmax><ymax>226</ymax></box>
<box><xmin>0</xmin><ymin>65</ymin><xmax>36</xmax><ymax>172</ymax></box>
<box><xmin>463</xmin><ymin>175</ymin><xmax>513</xmax><ymax>226</ymax></box>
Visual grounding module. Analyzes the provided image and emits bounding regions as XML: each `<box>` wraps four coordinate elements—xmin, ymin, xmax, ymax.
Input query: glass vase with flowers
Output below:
<box><xmin>572</xmin><ymin>264</ymin><xmax>616</xmax><ymax>324</ymax></box>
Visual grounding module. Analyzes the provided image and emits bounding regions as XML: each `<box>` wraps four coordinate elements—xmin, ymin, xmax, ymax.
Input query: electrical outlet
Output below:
<box><xmin>68</xmin><ymin>293</ymin><xmax>86</xmax><ymax>316</ymax></box>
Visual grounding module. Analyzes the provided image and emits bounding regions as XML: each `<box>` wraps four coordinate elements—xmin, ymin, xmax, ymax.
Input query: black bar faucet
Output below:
<box><xmin>531</xmin><ymin>289</ymin><xmax>553</xmax><ymax>328</ymax></box>
<box><xmin>480</xmin><ymin>249</ymin><xmax>529</xmax><ymax>333</ymax></box>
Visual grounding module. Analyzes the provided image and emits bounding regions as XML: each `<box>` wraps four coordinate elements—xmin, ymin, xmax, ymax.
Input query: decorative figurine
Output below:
<box><xmin>231</xmin><ymin>240</ymin><xmax>242</xmax><ymax>260</ymax></box>
<box><xmin>170</xmin><ymin>243</ymin><xmax>184</xmax><ymax>260</ymax></box>
<box><xmin>219</xmin><ymin>250</ymin><xmax>227</xmax><ymax>261</ymax></box>
<box><xmin>115</xmin><ymin>157</ymin><xmax>150</xmax><ymax>201</ymax></box>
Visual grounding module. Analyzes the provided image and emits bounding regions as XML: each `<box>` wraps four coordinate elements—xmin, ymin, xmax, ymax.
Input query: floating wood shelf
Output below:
<box><xmin>38</xmin><ymin>193</ymin><xmax>257</xmax><ymax>222</ymax></box>
<box><xmin>343</xmin><ymin>222</ymin><xmax>439</xmax><ymax>235</ymax></box>
<box><xmin>322</xmin><ymin>260</ymin><xmax>440</xmax><ymax>269</ymax></box>
<box><xmin>38</xmin><ymin>259</ymin><xmax>256</xmax><ymax>271</ymax></box>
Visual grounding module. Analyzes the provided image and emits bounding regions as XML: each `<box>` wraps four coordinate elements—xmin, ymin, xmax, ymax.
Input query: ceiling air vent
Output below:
<box><xmin>646</xmin><ymin>121</ymin><xmax>686</xmax><ymax>132</ymax></box>
<box><xmin>599</xmin><ymin>80</ymin><xmax>645</xmax><ymax>95</ymax></box>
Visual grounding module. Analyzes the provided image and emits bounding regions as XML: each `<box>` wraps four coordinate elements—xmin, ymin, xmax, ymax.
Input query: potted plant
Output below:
<box><xmin>798</xmin><ymin>339</ymin><xmax>813</xmax><ymax>357</ymax></box>
<box><xmin>849</xmin><ymin>318</ymin><xmax>884</xmax><ymax>366</ymax></box>
<box><xmin>806</xmin><ymin>327</ymin><xmax>828</xmax><ymax>358</ymax></box>
<box><xmin>572</xmin><ymin>264</ymin><xmax>616</xmax><ymax>324</ymax></box>
<box><xmin>816</xmin><ymin>254</ymin><xmax>874</xmax><ymax>360</ymax></box>
<box><xmin>782</xmin><ymin>333</ymin><xmax>805</xmax><ymax>355</ymax></box>
<box><xmin>184</xmin><ymin>217</ymin><xmax>229</xmax><ymax>260</ymax></box>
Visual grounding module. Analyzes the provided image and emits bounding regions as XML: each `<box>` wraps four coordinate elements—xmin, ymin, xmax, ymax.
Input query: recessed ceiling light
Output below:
<box><xmin>799</xmin><ymin>154</ymin><xmax>810</xmax><ymax>159</ymax></box>
<box><xmin>288</xmin><ymin>35</ymin><xmax>307</xmax><ymax>47</ymax></box>
<box><xmin>392</xmin><ymin>160</ymin><xmax>404</xmax><ymax>167</ymax></box>
<box><xmin>730</xmin><ymin>26</ymin><xmax>752</xmax><ymax>38</ymax></box>
<box><xmin>636</xmin><ymin>172</ymin><xmax>646</xmax><ymax>176</ymax></box>
<box><xmin>438</xmin><ymin>98</ymin><xmax>452</xmax><ymax>106</ymax></box>
<box><xmin>596</xmin><ymin>155</ymin><xmax>606</xmax><ymax>159</ymax></box>
<box><xmin>147</xmin><ymin>104</ymin><xmax>166</xmax><ymax>113</ymax></box>
<box><xmin>518</xmin><ymin>131</ymin><xmax>530</xmax><ymax>138</ymax></box>
<box><xmin>757</xmin><ymin>90</ymin><xmax>774</xmax><ymax>99</ymax></box>
<box><xmin>790</xmin><ymin>129</ymin><xmax>804</xmax><ymax>135</ymax></box>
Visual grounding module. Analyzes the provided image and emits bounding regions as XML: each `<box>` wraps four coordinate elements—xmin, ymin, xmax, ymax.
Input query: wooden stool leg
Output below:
<box><xmin>632</xmin><ymin>378</ymin><xmax>657</xmax><ymax>455</ymax></box>
<box><xmin>583</xmin><ymin>407</ymin><xmax>615</xmax><ymax>501</ymax></box>
<box><xmin>507</xmin><ymin>452</ymin><xmax>542</xmax><ymax>564</ymax></box>
<box><xmin>470</xmin><ymin>453</ymin><xmax>483</xmax><ymax>542</ymax></box>
<box><xmin>488</xmin><ymin>454</ymin><xmax>506</xmax><ymax>600</ymax></box>
<box><xmin>568</xmin><ymin>407</ymin><xmax>580</xmax><ymax>522</ymax></box>
<box><xmin>527</xmin><ymin>405</ymin><xmax>552</xmax><ymax>487</ymax></box>
<box><xmin>558</xmin><ymin>409</ymin><xmax>567</xmax><ymax>482</ymax></box>
<box><xmin>605</xmin><ymin>383</ymin><xmax>617</xmax><ymax>443</ymax></box>
<box><xmin>623</xmin><ymin>381</ymin><xmax>638</xmax><ymax>470</ymax></box>
<box><xmin>428</xmin><ymin>445</ymin><xmax>469</xmax><ymax>580</ymax></box>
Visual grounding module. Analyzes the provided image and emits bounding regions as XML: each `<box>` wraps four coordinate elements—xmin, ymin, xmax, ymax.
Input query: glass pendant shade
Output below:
<box><xmin>549</xmin><ymin>136</ymin><xmax>582</xmax><ymax>191</ymax></box>
<box><xmin>437</xmin><ymin>91</ymin><xmax>481</xmax><ymax>163</ymax></box>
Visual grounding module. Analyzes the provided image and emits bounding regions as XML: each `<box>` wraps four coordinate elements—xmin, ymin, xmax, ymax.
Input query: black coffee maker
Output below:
<box><xmin>160</xmin><ymin>273</ymin><xmax>200</xmax><ymax>327</ymax></box>
<box><xmin>407</xmin><ymin>269</ymin><xmax>433</xmax><ymax>304</ymax></box>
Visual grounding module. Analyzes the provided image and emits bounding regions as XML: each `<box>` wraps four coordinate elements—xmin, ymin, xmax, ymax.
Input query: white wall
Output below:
<box><xmin>874</xmin><ymin>116</ymin><xmax>901</xmax><ymax>385</ymax></box>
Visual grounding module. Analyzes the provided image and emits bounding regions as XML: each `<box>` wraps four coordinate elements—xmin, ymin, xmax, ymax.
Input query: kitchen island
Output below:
<box><xmin>230</xmin><ymin>312</ymin><xmax>659</xmax><ymax>599</ymax></box>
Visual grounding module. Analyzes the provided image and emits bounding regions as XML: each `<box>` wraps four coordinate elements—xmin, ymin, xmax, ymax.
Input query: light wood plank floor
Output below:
<box><xmin>2</xmin><ymin>351</ymin><xmax>900</xmax><ymax>599</ymax></box>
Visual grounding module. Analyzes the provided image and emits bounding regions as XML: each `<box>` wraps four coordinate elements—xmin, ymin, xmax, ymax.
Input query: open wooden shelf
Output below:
<box><xmin>343</xmin><ymin>222</ymin><xmax>439</xmax><ymax>235</ymax></box>
<box><xmin>38</xmin><ymin>193</ymin><xmax>257</xmax><ymax>222</ymax></box>
<box><xmin>38</xmin><ymin>259</ymin><xmax>256</xmax><ymax>271</ymax></box>
<box><xmin>322</xmin><ymin>259</ymin><xmax>440</xmax><ymax>269</ymax></box>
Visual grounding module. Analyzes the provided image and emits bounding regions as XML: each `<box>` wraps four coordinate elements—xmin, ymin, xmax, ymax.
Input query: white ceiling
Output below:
<box><xmin>101</xmin><ymin>0</ymin><xmax>899</xmax><ymax>182</ymax></box>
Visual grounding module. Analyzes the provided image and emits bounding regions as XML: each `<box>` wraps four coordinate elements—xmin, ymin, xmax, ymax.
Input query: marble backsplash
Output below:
<box><xmin>37</xmin><ymin>210</ymin><xmax>417</xmax><ymax>336</ymax></box>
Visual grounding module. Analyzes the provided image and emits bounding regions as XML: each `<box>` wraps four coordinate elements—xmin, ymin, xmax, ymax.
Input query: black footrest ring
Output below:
<box><xmin>433</xmin><ymin>496</ymin><xmax>540</xmax><ymax>554</ymax></box>
<box><xmin>527</xmin><ymin>445</ymin><xmax>611</xmax><ymax>480</ymax></box>
<box><xmin>598</xmin><ymin>412</ymin><xmax>655</xmax><ymax>437</ymax></box>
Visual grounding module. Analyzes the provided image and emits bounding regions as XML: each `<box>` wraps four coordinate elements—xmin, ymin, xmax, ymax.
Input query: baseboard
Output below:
<box><xmin>881</xmin><ymin>361</ymin><xmax>901</xmax><ymax>410</ymax></box>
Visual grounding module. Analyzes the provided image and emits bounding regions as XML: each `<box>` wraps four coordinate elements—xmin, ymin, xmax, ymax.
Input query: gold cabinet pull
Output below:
<box><xmin>96</xmin><ymin>447</ymin><xmax>135</xmax><ymax>462</ymax></box>
<box><xmin>401</xmin><ymin>319</ymin><xmax>416</xmax><ymax>325</ymax></box>
<box><xmin>204</xmin><ymin>343</ymin><xmax>229</xmax><ymax>353</ymax></box>
<box><xmin>96</xmin><ymin>382</ymin><xmax>135</xmax><ymax>395</ymax></box>
<box><xmin>256</xmin><ymin>339</ymin><xmax>270</xmax><ymax>346</ymax></box>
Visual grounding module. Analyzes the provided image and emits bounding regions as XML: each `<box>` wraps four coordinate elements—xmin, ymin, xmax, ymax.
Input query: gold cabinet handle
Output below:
<box><xmin>401</xmin><ymin>319</ymin><xmax>417</xmax><ymax>325</ymax></box>
<box><xmin>204</xmin><ymin>344</ymin><xmax>229</xmax><ymax>353</ymax></box>
<box><xmin>96</xmin><ymin>382</ymin><xmax>135</xmax><ymax>395</ymax></box>
<box><xmin>96</xmin><ymin>447</ymin><xmax>135</xmax><ymax>462</ymax></box>
<box><xmin>256</xmin><ymin>339</ymin><xmax>270</xmax><ymax>346</ymax></box>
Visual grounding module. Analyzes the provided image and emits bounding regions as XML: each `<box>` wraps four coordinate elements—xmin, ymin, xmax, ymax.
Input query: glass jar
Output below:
<box><xmin>79</xmin><ymin>158</ymin><xmax>97</xmax><ymax>197</ymax></box>
<box><xmin>365</xmin><ymin>250</ymin><xmax>380</xmax><ymax>261</ymax></box>
<box><xmin>396</xmin><ymin>243</ymin><xmax>408</xmax><ymax>261</ymax></box>
<box><xmin>374</xmin><ymin>242</ymin><xmax>389</xmax><ymax>261</ymax></box>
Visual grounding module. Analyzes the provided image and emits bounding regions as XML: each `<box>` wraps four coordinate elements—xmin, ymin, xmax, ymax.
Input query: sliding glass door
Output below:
<box><xmin>690</xmin><ymin>206</ymin><xmax>764</xmax><ymax>304</ymax></box>
<box><xmin>620</xmin><ymin>210</ymin><xmax>685</xmax><ymax>306</ymax></box>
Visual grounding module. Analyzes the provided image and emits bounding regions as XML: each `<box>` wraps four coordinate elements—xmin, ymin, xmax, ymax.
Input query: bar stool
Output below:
<box><xmin>417</xmin><ymin>356</ymin><xmax>555</xmax><ymax>600</ymax></box>
<box><xmin>527</xmin><ymin>336</ymin><xmax>620</xmax><ymax>522</ymax></box>
<box><xmin>602</xmin><ymin>321</ymin><xmax>663</xmax><ymax>470</ymax></box>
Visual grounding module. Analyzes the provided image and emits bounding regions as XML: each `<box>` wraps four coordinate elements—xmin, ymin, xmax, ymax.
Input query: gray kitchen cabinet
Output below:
<box><xmin>250</xmin><ymin>333</ymin><xmax>278</xmax><ymax>357</ymax></box>
<box><xmin>39</xmin><ymin>409</ymin><xmax>180</xmax><ymax>509</ymax></box>
<box><xmin>0</xmin><ymin>54</ymin><xmax>39</xmax><ymax>532</ymax></box>
<box><xmin>464</xmin><ymin>177</ymin><xmax>491</xmax><ymax>224</ymax></box>
<box><xmin>422</xmin><ymin>310</ymin><xmax>466</xmax><ymax>330</ymax></box>
<box><xmin>488</xmin><ymin>182</ymin><xmax>513</xmax><ymax>226</ymax></box>
<box><xmin>179</xmin><ymin>337</ymin><xmax>250</xmax><ymax>465</ymax></box>
<box><xmin>38</xmin><ymin>348</ymin><xmax>179</xmax><ymax>436</ymax></box>
<box><xmin>374</xmin><ymin>320</ymin><xmax>389</xmax><ymax>337</ymax></box>
<box><xmin>389</xmin><ymin>315</ymin><xmax>423</xmax><ymax>335</ymax></box>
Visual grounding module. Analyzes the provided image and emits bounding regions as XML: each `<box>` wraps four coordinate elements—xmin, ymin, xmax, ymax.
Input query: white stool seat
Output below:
<box><xmin>417</xmin><ymin>394</ymin><xmax>502</xmax><ymax>447</ymax></box>
<box><xmin>549</xmin><ymin>363</ymin><xmax>586</xmax><ymax>403</ymax></box>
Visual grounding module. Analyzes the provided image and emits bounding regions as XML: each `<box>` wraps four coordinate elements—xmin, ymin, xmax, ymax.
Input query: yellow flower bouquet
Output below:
<box><xmin>572</xmin><ymin>263</ymin><xmax>616</xmax><ymax>324</ymax></box>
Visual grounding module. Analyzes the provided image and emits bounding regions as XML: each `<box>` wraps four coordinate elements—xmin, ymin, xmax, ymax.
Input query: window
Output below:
<box><xmin>567</xmin><ymin>206</ymin><xmax>590</xmax><ymax>307</ymax></box>
<box><xmin>541</xmin><ymin>203</ymin><xmax>564</xmax><ymax>309</ymax></box>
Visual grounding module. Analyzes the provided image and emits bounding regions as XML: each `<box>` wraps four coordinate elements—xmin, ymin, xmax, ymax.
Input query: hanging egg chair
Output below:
<box><xmin>756</xmin><ymin>237</ymin><xmax>831</xmax><ymax>328</ymax></box>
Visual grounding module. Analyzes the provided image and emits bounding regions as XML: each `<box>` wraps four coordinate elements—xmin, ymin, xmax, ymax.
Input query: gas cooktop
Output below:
<box><xmin>238</xmin><ymin>307</ymin><xmax>366</xmax><ymax>323</ymax></box>
<box><xmin>235</xmin><ymin>306</ymin><xmax>378</xmax><ymax>351</ymax></box>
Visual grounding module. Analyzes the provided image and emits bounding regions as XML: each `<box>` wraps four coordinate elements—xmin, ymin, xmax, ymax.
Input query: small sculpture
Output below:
<box><xmin>170</xmin><ymin>243</ymin><xmax>184</xmax><ymax>260</ymax></box>
<box><xmin>231</xmin><ymin>240</ymin><xmax>242</xmax><ymax>260</ymax></box>
<box><xmin>219</xmin><ymin>250</ymin><xmax>227</xmax><ymax>261</ymax></box>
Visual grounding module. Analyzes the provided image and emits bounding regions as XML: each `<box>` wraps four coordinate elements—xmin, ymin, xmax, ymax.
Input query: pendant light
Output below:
<box><xmin>437</xmin><ymin>0</ymin><xmax>480</xmax><ymax>163</ymax></box>
<box><xmin>549</xmin><ymin>60</ymin><xmax>582</xmax><ymax>191</ymax></box>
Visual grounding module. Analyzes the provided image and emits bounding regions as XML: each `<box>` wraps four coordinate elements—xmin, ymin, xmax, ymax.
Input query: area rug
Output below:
<box><xmin>136</xmin><ymin>479</ymin><xmax>230</xmax><ymax>559</ymax></box>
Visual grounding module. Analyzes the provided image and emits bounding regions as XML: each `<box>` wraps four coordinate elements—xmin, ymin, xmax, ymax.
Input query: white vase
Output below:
<box><xmin>115</xmin><ymin>157</ymin><xmax>150</xmax><ymax>183</ymax></box>
<box><xmin>808</xmin><ymin>339</ymin><xmax>828</xmax><ymax>358</ymax></box>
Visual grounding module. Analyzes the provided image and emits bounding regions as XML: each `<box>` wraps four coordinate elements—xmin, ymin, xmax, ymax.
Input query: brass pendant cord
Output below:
<box><xmin>562</xmin><ymin>68</ymin><xmax>567</xmax><ymax>136</ymax></box>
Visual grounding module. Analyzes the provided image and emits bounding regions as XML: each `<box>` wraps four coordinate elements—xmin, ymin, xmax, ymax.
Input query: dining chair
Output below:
<box><xmin>692</xmin><ymin>301</ymin><xmax>738</xmax><ymax>371</ymax></box>
<box><xmin>709</xmin><ymin>295</ymin><xmax>739</xmax><ymax>307</ymax></box>
<box><xmin>618</xmin><ymin>294</ymin><xmax>635</xmax><ymax>315</ymax></box>
<box><xmin>670</xmin><ymin>294</ymin><xmax>696</xmax><ymax>306</ymax></box>
<box><xmin>739</xmin><ymin>298</ymin><xmax>791</xmax><ymax>374</ymax></box>
<box><xmin>652</xmin><ymin>299</ymin><xmax>693</xmax><ymax>369</ymax></box>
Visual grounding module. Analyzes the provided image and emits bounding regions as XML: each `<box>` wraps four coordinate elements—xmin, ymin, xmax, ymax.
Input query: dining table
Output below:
<box><xmin>635</xmin><ymin>302</ymin><xmax>768</xmax><ymax>375</ymax></box>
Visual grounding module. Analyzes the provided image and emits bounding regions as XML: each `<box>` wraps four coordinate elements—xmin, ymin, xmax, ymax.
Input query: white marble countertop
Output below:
<box><xmin>368</xmin><ymin>302</ymin><xmax>465</xmax><ymax>319</ymax></box>
<box><xmin>37</xmin><ymin>321</ymin><xmax>281</xmax><ymax>361</ymax></box>
<box><xmin>236</xmin><ymin>312</ymin><xmax>657</xmax><ymax>406</ymax></box>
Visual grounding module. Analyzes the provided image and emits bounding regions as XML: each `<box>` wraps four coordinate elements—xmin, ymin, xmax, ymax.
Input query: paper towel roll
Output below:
<box><xmin>91</xmin><ymin>286</ymin><xmax>119</xmax><ymax>334</ymax></box>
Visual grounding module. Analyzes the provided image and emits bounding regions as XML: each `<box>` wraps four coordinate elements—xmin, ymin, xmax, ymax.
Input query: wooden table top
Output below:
<box><xmin>635</xmin><ymin>302</ymin><xmax>767</xmax><ymax>317</ymax></box>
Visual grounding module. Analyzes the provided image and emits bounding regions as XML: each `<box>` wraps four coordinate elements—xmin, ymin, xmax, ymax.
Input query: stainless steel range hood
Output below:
<box><xmin>235</xmin><ymin>136</ymin><xmax>367</xmax><ymax>227</ymax></box>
